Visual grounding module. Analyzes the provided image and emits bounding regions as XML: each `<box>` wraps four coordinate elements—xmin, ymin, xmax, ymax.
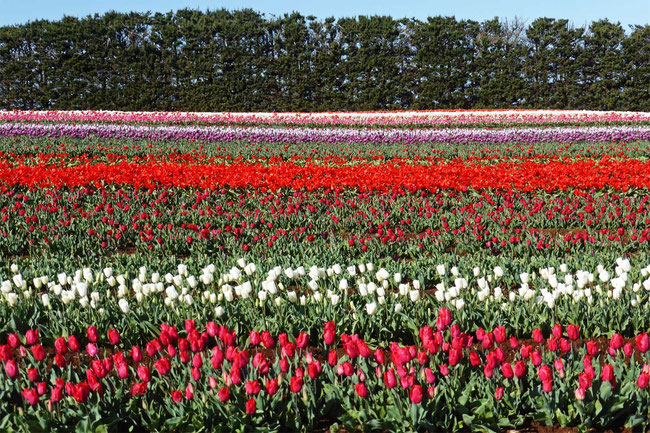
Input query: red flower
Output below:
<box><xmin>514</xmin><ymin>360</ymin><xmax>526</xmax><ymax>378</ymax></box>
<box><xmin>384</xmin><ymin>368</ymin><xmax>397</xmax><ymax>389</ymax></box>
<box><xmin>495</xmin><ymin>387</ymin><xmax>505</xmax><ymax>400</ymax></box>
<box><xmin>25</xmin><ymin>329</ymin><xmax>39</xmax><ymax>345</ymax></box>
<box><xmin>154</xmin><ymin>358</ymin><xmax>171</xmax><ymax>375</ymax></box>
<box><xmin>328</xmin><ymin>350</ymin><xmax>338</xmax><ymax>366</ymax></box>
<box><xmin>296</xmin><ymin>332</ymin><xmax>309</xmax><ymax>349</ymax></box>
<box><xmin>245</xmin><ymin>397</ymin><xmax>256</xmax><ymax>415</ymax></box>
<box><xmin>245</xmin><ymin>380</ymin><xmax>261</xmax><ymax>395</ymax></box>
<box><xmin>28</xmin><ymin>368</ymin><xmax>38</xmax><ymax>382</ymax></box>
<box><xmin>532</xmin><ymin>329</ymin><xmax>543</xmax><ymax>343</ymax></box>
<box><xmin>31</xmin><ymin>345</ymin><xmax>46</xmax><ymax>362</ymax></box>
<box><xmin>67</xmin><ymin>335</ymin><xmax>80</xmax><ymax>352</ymax></box>
<box><xmin>601</xmin><ymin>364</ymin><xmax>615</xmax><ymax>382</ymax></box>
<box><xmin>638</xmin><ymin>372</ymin><xmax>650</xmax><ymax>389</ymax></box>
<box><xmin>172</xmin><ymin>390</ymin><xmax>183</xmax><ymax>402</ymax></box>
<box><xmin>22</xmin><ymin>388</ymin><xmax>39</xmax><ymax>405</ymax></box>
<box><xmin>636</xmin><ymin>333</ymin><xmax>649</xmax><ymax>353</ymax></box>
<box><xmin>355</xmin><ymin>383</ymin><xmax>369</xmax><ymax>398</ymax></box>
<box><xmin>249</xmin><ymin>331</ymin><xmax>261</xmax><ymax>346</ymax></box>
<box><xmin>218</xmin><ymin>387</ymin><xmax>230</xmax><ymax>402</ymax></box>
<box><xmin>290</xmin><ymin>376</ymin><xmax>303</xmax><ymax>393</ymax></box>
<box><xmin>265</xmin><ymin>378</ymin><xmax>279</xmax><ymax>395</ymax></box>
<box><xmin>538</xmin><ymin>365</ymin><xmax>552</xmax><ymax>382</ymax></box>
<box><xmin>493</xmin><ymin>326</ymin><xmax>506</xmax><ymax>343</ymax></box>
<box><xmin>610</xmin><ymin>333</ymin><xmax>624</xmax><ymax>350</ymax></box>
<box><xmin>409</xmin><ymin>384</ymin><xmax>423</xmax><ymax>404</ymax></box>
<box><xmin>54</xmin><ymin>337</ymin><xmax>67</xmax><ymax>355</ymax></box>
<box><xmin>87</xmin><ymin>326</ymin><xmax>98</xmax><ymax>343</ymax></box>
<box><xmin>137</xmin><ymin>365</ymin><xmax>151</xmax><ymax>382</ymax></box>
<box><xmin>4</xmin><ymin>360</ymin><xmax>18</xmax><ymax>378</ymax></box>
<box><xmin>586</xmin><ymin>340</ymin><xmax>598</xmax><ymax>356</ymax></box>
<box><xmin>567</xmin><ymin>324</ymin><xmax>579</xmax><ymax>340</ymax></box>
<box><xmin>130</xmin><ymin>382</ymin><xmax>147</xmax><ymax>397</ymax></box>
<box><xmin>108</xmin><ymin>329</ymin><xmax>120</xmax><ymax>345</ymax></box>
<box><xmin>7</xmin><ymin>333</ymin><xmax>20</xmax><ymax>349</ymax></box>
<box><xmin>260</xmin><ymin>331</ymin><xmax>274</xmax><ymax>348</ymax></box>
<box><xmin>324</xmin><ymin>321</ymin><xmax>336</xmax><ymax>346</ymax></box>
<box><xmin>132</xmin><ymin>346</ymin><xmax>143</xmax><ymax>363</ymax></box>
<box><xmin>185</xmin><ymin>383</ymin><xmax>194</xmax><ymax>400</ymax></box>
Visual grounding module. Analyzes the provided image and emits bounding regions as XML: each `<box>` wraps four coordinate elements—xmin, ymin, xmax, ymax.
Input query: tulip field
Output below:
<box><xmin>3</xmin><ymin>109</ymin><xmax>650</xmax><ymax>432</ymax></box>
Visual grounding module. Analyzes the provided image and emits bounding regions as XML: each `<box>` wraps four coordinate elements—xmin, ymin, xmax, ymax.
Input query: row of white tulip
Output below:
<box><xmin>1</xmin><ymin>257</ymin><xmax>649</xmax><ymax>315</ymax></box>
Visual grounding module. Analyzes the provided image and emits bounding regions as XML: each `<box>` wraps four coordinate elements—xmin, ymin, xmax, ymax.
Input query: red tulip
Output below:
<box><xmin>137</xmin><ymin>365</ymin><xmax>151</xmax><ymax>382</ymax></box>
<box><xmin>586</xmin><ymin>340</ymin><xmax>598</xmax><ymax>356</ymax></box>
<box><xmin>108</xmin><ymin>329</ymin><xmax>120</xmax><ymax>345</ymax></box>
<box><xmin>636</xmin><ymin>333</ymin><xmax>649</xmax><ymax>353</ymax></box>
<box><xmin>601</xmin><ymin>364</ymin><xmax>614</xmax><ymax>382</ymax></box>
<box><xmin>290</xmin><ymin>376</ymin><xmax>303</xmax><ymax>393</ymax></box>
<box><xmin>493</xmin><ymin>326</ymin><xmax>506</xmax><ymax>343</ymax></box>
<box><xmin>31</xmin><ymin>345</ymin><xmax>46</xmax><ymax>362</ymax></box>
<box><xmin>185</xmin><ymin>383</ymin><xmax>194</xmax><ymax>400</ymax></box>
<box><xmin>638</xmin><ymin>372</ymin><xmax>649</xmax><ymax>389</ymax></box>
<box><xmin>260</xmin><ymin>331</ymin><xmax>274</xmax><ymax>348</ymax></box>
<box><xmin>87</xmin><ymin>326</ymin><xmax>98</xmax><ymax>343</ymax></box>
<box><xmin>67</xmin><ymin>335</ymin><xmax>80</xmax><ymax>352</ymax></box>
<box><xmin>409</xmin><ymin>384</ymin><xmax>423</xmax><ymax>404</ymax></box>
<box><xmin>514</xmin><ymin>360</ymin><xmax>526</xmax><ymax>378</ymax></box>
<box><xmin>245</xmin><ymin>397</ymin><xmax>256</xmax><ymax>415</ymax></box>
<box><xmin>218</xmin><ymin>386</ymin><xmax>230</xmax><ymax>402</ymax></box>
<box><xmin>567</xmin><ymin>324</ymin><xmax>579</xmax><ymax>340</ymax></box>
<box><xmin>538</xmin><ymin>365</ymin><xmax>552</xmax><ymax>382</ymax></box>
<box><xmin>51</xmin><ymin>386</ymin><xmax>63</xmax><ymax>403</ymax></box>
<box><xmin>575</xmin><ymin>387</ymin><xmax>585</xmax><ymax>400</ymax></box>
<box><xmin>296</xmin><ymin>333</ymin><xmax>309</xmax><ymax>349</ymax></box>
<box><xmin>265</xmin><ymin>378</ymin><xmax>279</xmax><ymax>395</ymax></box>
<box><xmin>25</xmin><ymin>330</ymin><xmax>39</xmax><ymax>345</ymax></box>
<box><xmin>355</xmin><ymin>383</ymin><xmax>368</xmax><ymax>398</ymax></box>
<box><xmin>28</xmin><ymin>368</ymin><xmax>38</xmax><ymax>382</ymax></box>
<box><xmin>54</xmin><ymin>337</ymin><xmax>67</xmax><ymax>355</ymax></box>
<box><xmin>4</xmin><ymin>359</ymin><xmax>18</xmax><ymax>378</ymax></box>
<box><xmin>501</xmin><ymin>362</ymin><xmax>514</xmax><ymax>379</ymax></box>
<box><xmin>610</xmin><ymin>333</ymin><xmax>624</xmax><ymax>350</ymax></box>
<box><xmin>495</xmin><ymin>387</ymin><xmax>505</xmax><ymax>400</ymax></box>
<box><xmin>131</xmin><ymin>382</ymin><xmax>147</xmax><ymax>397</ymax></box>
<box><xmin>249</xmin><ymin>331</ymin><xmax>261</xmax><ymax>346</ymax></box>
<box><xmin>542</xmin><ymin>380</ymin><xmax>553</xmax><ymax>393</ymax></box>
<box><xmin>172</xmin><ymin>390</ymin><xmax>183</xmax><ymax>402</ymax></box>
<box><xmin>54</xmin><ymin>354</ymin><xmax>66</xmax><ymax>368</ymax></box>
<box><xmin>552</xmin><ymin>324</ymin><xmax>562</xmax><ymax>339</ymax></box>
<box><xmin>7</xmin><ymin>333</ymin><xmax>20</xmax><ymax>349</ymax></box>
<box><xmin>532</xmin><ymin>329</ymin><xmax>543</xmax><ymax>343</ymax></box>
<box><xmin>86</xmin><ymin>343</ymin><xmax>98</xmax><ymax>358</ymax></box>
<box><xmin>154</xmin><ymin>358</ymin><xmax>171</xmax><ymax>375</ymax></box>
<box><xmin>384</xmin><ymin>369</ymin><xmax>397</xmax><ymax>389</ymax></box>
<box><xmin>22</xmin><ymin>388</ymin><xmax>39</xmax><ymax>405</ymax></box>
<box><xmin>245</xmin><ymin>380</ymin><xmax>262</xmax><ymax>395</ymax></box>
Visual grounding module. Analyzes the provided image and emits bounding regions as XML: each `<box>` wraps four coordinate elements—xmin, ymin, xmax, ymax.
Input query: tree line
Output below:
<box><xmin>0</xmin><ymin>10</ymin><xmax>648</xmax><ymax>111</ymax></box>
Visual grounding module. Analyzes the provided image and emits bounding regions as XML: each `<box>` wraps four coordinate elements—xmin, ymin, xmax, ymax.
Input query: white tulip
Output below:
<box><xmin>365</xmin><ymin>302</ymin><xmax>377</xmax><ymax>315</ymax></box>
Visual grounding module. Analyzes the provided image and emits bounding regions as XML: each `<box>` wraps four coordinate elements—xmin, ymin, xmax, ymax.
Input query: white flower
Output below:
<box><xmin>339</xmin><ymin>279</ymin><xmax>348</xmax><ymax>291</ymax></box>
<box><xmin>119</xmin><ymin>298</ymin><xmax>130</xmax><ymax>313</ymax></box>
<box><xmin>258</xmin><ymin>291</ymin><xmax>268</xmax><ymax>302</ymax></box>
<box><xmin>41</xmin><ymin>293</ymin><xmax>50</xmax><ymax>306</ymax></box>
<box><xmin>376</xmin><ymin>268</ymin><xmax>390</xmax><ymax>282</ymax></box>
<box><xmin>599</xmin><ymin>270</ymin><xmax>610</xmax><ymax>282</ymax></box>
<box><xmin>436</xmin><ymin>264</ymin><xmax>445</xmax><ymax>276</ymax></box>
<box><xmin>494</xmin><ymin>266</ymin><xmax>504</xmax><ymax>278</ymax></box>
<box><xmin>332</xmin><ymin>264</ymin><xmax>342</xmax><ymax>275</ymax></box>
<box><xmin>409</xmin><ymin>290</ymin><xmax>420</xmax><ymax>302</ymax></box>
<box><xmin>366</xmin><ymin>263</ymin><xmax>374</xmax><ymax>272</ymax></box>
<box><xmin>10</xmin><ymin>263</ymin><xmax>18</xmax><ymax>274</ymax></box>
<box><xmin>287</xmin><ymin>291</ymin><xmax>298</xmax><ymax>303</ymax></box>
<box><xmin>365</xmin><ymin>302</ymin><xmax>377</xmax><ymax>315</ymax></box>
<box><xmin>413</xmin><ymin>280</ymin><xmax>421</xmax><ymax>290</ymax></box>
<box><xmin>166</xmin><ymin>286</ymin><xmax>179</xmax><ymax>300</ymax></box>
<box><xmin>347</xmin><ymin>266</ymin><xmax>356</xmax><ymax>276</ymax></box>
<box><xmin>394</xmin><ymin>273</ymin><xmax>402</xmax><ymax>283</ymax></box>
<box><xmin>473</xmin><ymin>267</ymin><xmax>480</xmax><ymax>277</ymax></box>
<box><xmin>330</xmin><ymin>294</ymin><xmax>340</xmax><ymax>305</ymax></box>
<box><xmin>7</xmin><ymin>293</ymin><xmax>18</xmax><ymax>306</ymax></box>
<box><xmin>394</xmin><ymin>303</ymin><xmax>403</xmax><ymax>313</ymax></box>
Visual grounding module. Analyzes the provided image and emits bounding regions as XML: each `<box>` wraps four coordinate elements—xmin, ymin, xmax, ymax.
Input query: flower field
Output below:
<box><xmin>1</xmin><ymin>109</ymin><xmax>650</xmax><ymax>431</ymax></box>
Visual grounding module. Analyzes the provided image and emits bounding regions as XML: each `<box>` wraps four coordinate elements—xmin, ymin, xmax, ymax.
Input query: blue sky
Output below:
<box><xmin>1</xmin><ymin>0</ymin><xmax>648</xmax><ymax>27</ymax></box>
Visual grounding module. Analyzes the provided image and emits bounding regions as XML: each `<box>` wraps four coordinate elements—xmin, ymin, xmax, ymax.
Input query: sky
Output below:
<box><xmin>0</xmin><ymin>0</ymin><xmax>648</xmax><ymax>28</ymax></box>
